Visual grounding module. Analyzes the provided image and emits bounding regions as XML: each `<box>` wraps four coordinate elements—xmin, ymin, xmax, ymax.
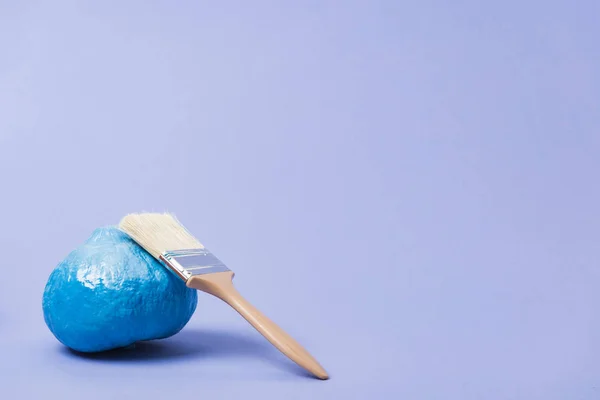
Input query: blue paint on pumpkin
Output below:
<box><xmin>42</xmin><ymin>226</ymin><xmax>197</xmax><ymax>352</ymax></box>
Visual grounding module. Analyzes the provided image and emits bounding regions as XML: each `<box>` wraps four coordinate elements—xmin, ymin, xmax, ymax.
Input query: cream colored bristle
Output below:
<box><xmin>119</xmin><ymin>213</ymin><xmax>204</xmax><ymax>259</ymax></box>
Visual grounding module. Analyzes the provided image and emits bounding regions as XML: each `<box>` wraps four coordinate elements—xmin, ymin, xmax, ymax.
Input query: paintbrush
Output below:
<box><xmin>119</xmin><ymin>213</ymin><xmax>329</xmax><ymax>379</ymax></box>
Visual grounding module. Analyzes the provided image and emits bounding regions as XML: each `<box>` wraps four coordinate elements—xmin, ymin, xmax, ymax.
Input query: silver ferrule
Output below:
<box><xmin>159</xmin><ymin>248</ymin><xmax>230</xmax><ymax>281</ymax></box>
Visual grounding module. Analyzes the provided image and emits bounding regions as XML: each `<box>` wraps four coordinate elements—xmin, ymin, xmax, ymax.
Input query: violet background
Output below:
<box><xmin>1</xmin><ymin>1</ymin><xmax>599</xmax><ymax>398</ymax></box>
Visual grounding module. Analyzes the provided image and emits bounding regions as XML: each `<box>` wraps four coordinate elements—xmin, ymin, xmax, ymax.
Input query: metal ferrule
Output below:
<box><xmin>159</xmin><ymin>248</ymin><xmax>230</xmax><ymax>281</ymax></box>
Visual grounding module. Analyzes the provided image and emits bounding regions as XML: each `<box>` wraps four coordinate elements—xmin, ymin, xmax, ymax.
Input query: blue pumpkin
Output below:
<box><xmin>42</xmin><ymin>226</ymin><xmax>198</xmax><ymax>352</ymax></box>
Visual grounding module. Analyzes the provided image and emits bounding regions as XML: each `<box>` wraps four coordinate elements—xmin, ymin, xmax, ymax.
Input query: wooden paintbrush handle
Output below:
<box><xmin>187</xmin><ymin>271</ymin><xmax>329</xmax><ymax>380</ymax></box>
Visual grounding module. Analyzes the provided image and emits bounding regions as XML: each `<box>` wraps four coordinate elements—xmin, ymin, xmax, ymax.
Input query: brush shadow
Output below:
<box><xmin>62</xmin><ymin>328</ymin><xmax>314</xmax><ymax>379</ymax></box>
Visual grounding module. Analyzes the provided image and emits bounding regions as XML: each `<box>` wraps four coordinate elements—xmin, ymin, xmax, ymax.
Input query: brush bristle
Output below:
<box><xmin>119</xmin><ymin>213</ymin><xmax>204</xmax><ymax>259</ymax></box>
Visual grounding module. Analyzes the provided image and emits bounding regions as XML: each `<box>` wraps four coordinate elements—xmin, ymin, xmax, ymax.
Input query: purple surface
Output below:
<box><xmin>1</xmin><ymin>1</ymin><xmax>599</xmax><ymax>398</ymax></box>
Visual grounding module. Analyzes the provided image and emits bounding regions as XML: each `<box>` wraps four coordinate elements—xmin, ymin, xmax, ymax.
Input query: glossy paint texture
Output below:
<box><xmin>42</xmin><ymin>226</ymin><xmax>198</xmax><ymax>352</ymax></box>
